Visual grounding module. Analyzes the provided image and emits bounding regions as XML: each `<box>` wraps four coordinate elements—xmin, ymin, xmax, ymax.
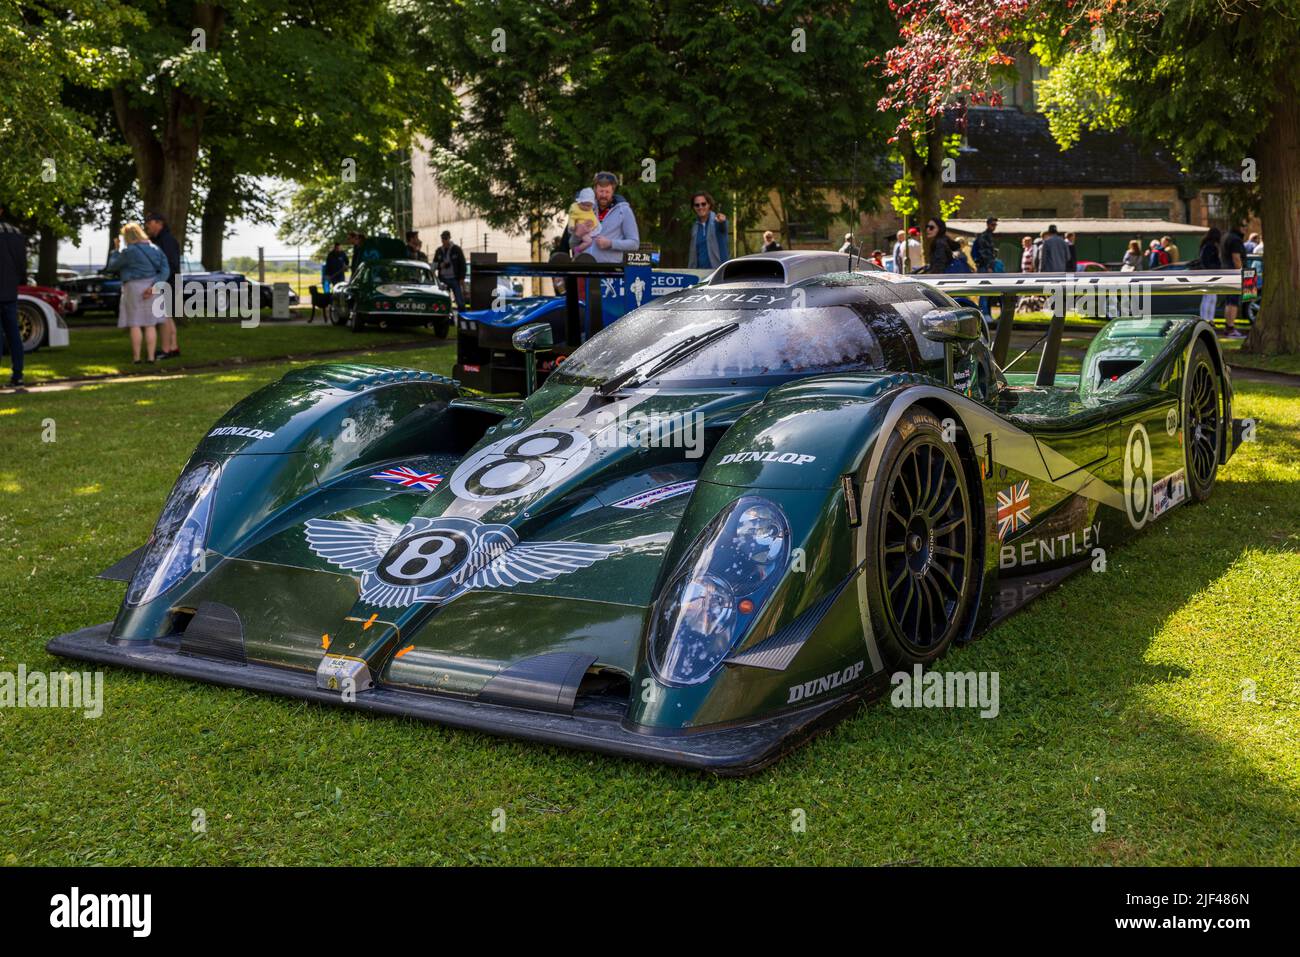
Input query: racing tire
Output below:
<box><xmin>1183</xmin><ymin>338</ymin><xmax>1221</xmax><ymax>502</ymax></box>
<box><xmin>864</xmin><ymin>407</ymin><xmax>978</xmax><ymax>666</ymax></box>
<box><xmin>17</xmin><ymin>302</ymin><xmax>46</xmax><ymax>353</ymax></box>
<box><xmin>432</xmin><ymin>318</ymin><xmax>450</xmax><ymax>339</ymax></box>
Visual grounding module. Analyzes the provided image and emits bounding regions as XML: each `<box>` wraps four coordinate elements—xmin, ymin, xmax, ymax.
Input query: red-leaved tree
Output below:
<box><xmin>877</xmin><ymin>0</ymin><xmax>1299</xmax><ymax>354</ymax></box>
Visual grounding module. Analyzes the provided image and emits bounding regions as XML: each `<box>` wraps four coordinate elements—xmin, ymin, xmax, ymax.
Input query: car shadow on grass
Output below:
<box><xmin>757</xmin><ymin>475</ymin><xmax>1300</xmax><ymax>864</ymax></box>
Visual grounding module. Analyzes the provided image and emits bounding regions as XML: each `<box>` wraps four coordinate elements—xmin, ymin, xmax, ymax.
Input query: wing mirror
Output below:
<box><xmin>921</xmin><ymin>307</ymin><xmax>986</xmax><ymax>344</ymax></box>
<box><xmin>512</xmin><ymin>323</ymin><xmax>554</xmax><ymax>395</ymax></box>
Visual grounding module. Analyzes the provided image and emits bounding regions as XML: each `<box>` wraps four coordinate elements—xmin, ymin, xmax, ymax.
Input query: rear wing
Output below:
<box><xmin>907</xmin><ymin>270</ymin><xmax>1242</xmax><ymax>387</ymax></box>
<box><xmin>912</xmin><ymin>270</ymin><xmax>1242</xmax><ymax>298</ymax></box>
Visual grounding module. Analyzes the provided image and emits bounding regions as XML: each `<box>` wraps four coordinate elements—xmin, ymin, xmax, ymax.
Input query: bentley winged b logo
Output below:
<box><xmin>305</xmin><ymin>515</ymin><xmax>620</xmax><ymax>607</ymax></box>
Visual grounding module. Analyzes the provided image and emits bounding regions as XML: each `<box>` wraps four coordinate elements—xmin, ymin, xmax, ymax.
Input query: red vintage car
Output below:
<box><xmin>15</xmin><ymin>284</ymin><xmax>75</xmax><ymax>352</ymax></box>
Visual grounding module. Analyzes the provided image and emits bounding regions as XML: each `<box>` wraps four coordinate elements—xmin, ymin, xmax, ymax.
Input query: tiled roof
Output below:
<box><xmin>943</xmin><ymin>107</ymin><xmax>1189</xmax><ymax>187</ymax></box>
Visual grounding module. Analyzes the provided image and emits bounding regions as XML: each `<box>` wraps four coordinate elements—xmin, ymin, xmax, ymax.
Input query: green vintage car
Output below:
<box><xmin>49</xmin><ymin>251</ymin><xmax>1248</xmax><ymax>773</ymax></box>
<box><xmin>330</xmin><ymin>259</ymin><xmax>453</xmax><ymax>337</ymax></box>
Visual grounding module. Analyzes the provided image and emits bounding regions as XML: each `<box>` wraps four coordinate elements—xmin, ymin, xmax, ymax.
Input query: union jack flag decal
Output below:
<box><xmin>996</xmin><ymin>480</ymin><xmax>1031</xmax><ymax>541</ymax></box>
<box><xmin>370</xmin><ymin>466</ymin><xmax>444</xmax><ymax>492</ymax></box>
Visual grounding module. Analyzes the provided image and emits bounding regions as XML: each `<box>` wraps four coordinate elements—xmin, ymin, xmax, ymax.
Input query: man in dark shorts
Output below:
<box><xmin>1220</xmin><ymin>224</ymin><xmax>1247</xmax><ymax>338</ymax></box>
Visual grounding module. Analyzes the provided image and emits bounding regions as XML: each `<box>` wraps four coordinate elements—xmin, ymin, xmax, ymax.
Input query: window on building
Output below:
<box><xmin>1203</xmin><ymin>192</ymin><xmax>1228</xmax><ymax>230</ymax></box>
<box><xmin>787</xmin><ymin>221</ymin><xmax>829</xmax><ymax>241</ymax></box>
<box><xmin>1121</xmin><ymin>203</ymin><xmax>1171</xmax><ymax>220</ymax></box>
<box><xmin>1022</xmin><ymin>208</ymin><xmax>1057</xmax><ymax>218</ymax></box>
<box><xmin>1082</xmin><ymin>195</ymin><xmax>1109</xmax><ymax>218</ymax></box>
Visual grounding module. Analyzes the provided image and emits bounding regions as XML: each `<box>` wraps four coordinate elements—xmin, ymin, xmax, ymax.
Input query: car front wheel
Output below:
<box><xmin>863</xmin><ymin>407</ymin><xmax>978</xmax><ymax>666</ymax></box>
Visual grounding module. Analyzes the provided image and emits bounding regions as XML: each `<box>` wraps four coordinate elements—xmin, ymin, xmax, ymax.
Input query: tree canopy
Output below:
<box><xmin>410</xmin><ymin>0</ymin><xmax>896</xmax><ymax>265</ymax></box>
<box><xmin>0</xmin><ymin>1</ymin><xmax>134</xmax><ymax>227</ymax></box>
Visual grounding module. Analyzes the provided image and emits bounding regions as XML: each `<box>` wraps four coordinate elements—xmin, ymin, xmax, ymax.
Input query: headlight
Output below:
<box><xmin>650</xmin><ymin>497</ymin><xmax>789</xmax><ymax>685</ymax></box>
<box><xmin>126</xmin><ymin>462</ymin><xmax>220</xmax><ymax>606</ymax></box>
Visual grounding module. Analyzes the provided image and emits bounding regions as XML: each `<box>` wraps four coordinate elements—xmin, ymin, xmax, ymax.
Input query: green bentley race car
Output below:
<box><xmin>330</xmin><ymin>258</ymin><xmax>453</xmax><ymax>337</ymax></box>
<box><xmin>49</xmin><ymin>251</ymin><xmax>1248</xmax><ymax>773</ymax></box>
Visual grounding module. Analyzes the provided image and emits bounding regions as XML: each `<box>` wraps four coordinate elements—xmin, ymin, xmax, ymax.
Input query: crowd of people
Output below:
<box><xmin>848</xmin><ymin>214</ymin><xmax>1259</xmax><ymax>335</ymax></box>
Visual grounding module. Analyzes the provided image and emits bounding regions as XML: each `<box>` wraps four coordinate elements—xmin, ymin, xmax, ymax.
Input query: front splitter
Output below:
<box><xmin>48</xmin><ymin>624</ymin><xmax>864</xmax><ymax>775</ymax></box>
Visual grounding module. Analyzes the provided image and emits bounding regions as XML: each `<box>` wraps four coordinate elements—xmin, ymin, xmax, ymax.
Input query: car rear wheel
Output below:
<box><xmin>1184</xmin><ymin>339</ymin><xmax>1221</xmax><ymax>502</ymax></box>
<box><xmin>17</xmin><ymin>302</ymin><xmax>46</xmax><ymax>352</ymax></box>
<box><xmin>349</xmin><ymin>305</ymin><xmax>364</xmax><ymax>333</ymax></box>
<box><xmin>865</xmin><ymin>408</ymin><xmax>977</xmax><ymax>666</ymax></box>
<box><xmin>432</xmin><ymin>318</ymin><xmax>450</xmax><ymax>339</ymax></box>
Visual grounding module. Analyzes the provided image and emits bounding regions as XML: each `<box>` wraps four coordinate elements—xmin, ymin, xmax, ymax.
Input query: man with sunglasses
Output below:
<box><xmin>582</xmin><ymin>171</ymin><xmax>640</xmax><ymax>264</ymax></box>
<box><xmin>687</xmin><ymin>191</ymin><xmax>729</xmax><ymax>269</ymax></box>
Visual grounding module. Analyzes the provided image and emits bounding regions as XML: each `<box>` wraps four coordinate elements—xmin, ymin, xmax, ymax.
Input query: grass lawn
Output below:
<box><xmin>22</xmin><ymin>319</ymin><xmax>448</xmax><ymax>384</ymax></box>
<box><xmin>0</xmin><ymin>345</ymin><xmax>1296</xmax><ymax>865</ymax></box>
<box><xmin>1219</xmin><ymin>339</ymin><xmax>1300</xmax><ymax>376</ymax></box>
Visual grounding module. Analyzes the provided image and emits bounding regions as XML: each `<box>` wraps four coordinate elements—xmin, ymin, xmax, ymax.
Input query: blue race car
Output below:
<box><xmin>455</xmin><ymin>263</ymin><xmax>707</xmax><ymax>393</ymax></box>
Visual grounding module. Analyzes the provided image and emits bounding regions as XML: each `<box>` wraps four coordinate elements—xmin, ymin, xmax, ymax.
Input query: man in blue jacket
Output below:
<box><xmin>688</xmin><ymin>191</ymin><xmax>730</xmax><ymax>269</ymax></box>
<box><xmin>0</xmin><ymin>204</ymin><xmax>28</xmax><ymax>387</ymax></box>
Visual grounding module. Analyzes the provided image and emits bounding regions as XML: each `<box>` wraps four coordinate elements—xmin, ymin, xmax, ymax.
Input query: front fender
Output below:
<box><xmin>624</xmin><ymin>374</ymin><xmax>934</xmax><ymax>732</ymax></box>
<box><xmin>114</xmin><ymin>364</ymin><xmax>462</xmax><ymax>640</ymax></box>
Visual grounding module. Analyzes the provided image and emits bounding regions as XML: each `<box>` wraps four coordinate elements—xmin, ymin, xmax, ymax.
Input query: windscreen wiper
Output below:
<box><xmin>595</xmin><ymin>322</ymin><xmax>739</xmax><ymax>396</ymax></box>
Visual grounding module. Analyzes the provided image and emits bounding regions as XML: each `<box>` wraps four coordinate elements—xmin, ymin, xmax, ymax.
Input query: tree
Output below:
<box><xmin>106</xmin><ymin>1</ymin><xmax>228</xmax><ymax>249</ymax></box>
<box><xmin>876</xmin><ymin>1</ymin><xmax>1031</xmax><ymax>258</ymax></box>
<box><xmin>1034</xmin><ymin>0</ymin><xmax>1299</xmax><ymax>354</ymax></box>
<box><xmin>199</xmin><ymin>1</ymin><xmax>452</xmax><ymax>267</ymax></box>
<box><xmin>411</xmin><ymin>0</ymin><xmax>894</xmax><ymax>265</ymax></box>
<box><xmin>104</xmin><ymin>0</ymin><xmax>452</xmax><ymax>257</ymax></box>
<box><xmin>277</xmin><ymin>154</ymin><xmax>406</xmax><ymax>259</ymax></box>
<box><xmin>0</xmin><ymin>3</ymin><xmax>131</xmax><ymax>230</ymax></box>
<box><xmin>40</xmin><ymin>86</ymin><xmax>138</xmax><ymax>278</ymax></box>
<box><xmin>879</xmin><ymin>0</ymin><xmax>1300</xmax><ymax>355</ymax></box>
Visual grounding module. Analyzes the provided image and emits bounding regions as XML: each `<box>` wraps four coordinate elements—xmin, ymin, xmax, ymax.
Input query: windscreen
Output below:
<box><xmin>373</xmin><ymin>263</ymin><xmax>433</xmax><ymax>284</ymax></box>
<box><xmin>554</xmin><ymin>292</ymin><xmax>888</xmax><ymax>386</ymax></box>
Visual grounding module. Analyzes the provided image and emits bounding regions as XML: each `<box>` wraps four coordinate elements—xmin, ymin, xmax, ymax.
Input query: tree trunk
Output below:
<box><xmin>199</xmin><ymin>194</ymin><xmax>226</xmax><ymax>271</ymax></box>
<box><xmin>904</xmin><ymin>121</ymin><xmax>945</xmax><ymax>263</ymax></box>
<box><xmin>36</xmin><ymin>226</ymin><xmax>59</xmax><ymax>286</ymax></box>
<box><xmin>1245</xmin><ymin>70</ymin><xmax>1300</xmax><ymax>355</ymax></box>
<box><xmin>200</xmin><ymin>153</ymin><xmax>237</xmax><ymax>270</ymax></box>
<box><xmin>106</xmin><ymin>180</ymin><xmax>127</xmax><ymax>267</ymax></box>
<box><xmin>110</xmin><ymin>4</ymin><xmax>226</xmax><ymax>256</ymax></box>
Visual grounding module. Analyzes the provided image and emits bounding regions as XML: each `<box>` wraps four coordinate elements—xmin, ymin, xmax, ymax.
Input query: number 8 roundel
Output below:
<box><xmin>450</xmin><ymin>427</ymin><xmax>593</xmax><ymax>503</ymax></box>
<box><xmin>1123</xmin><ymin>423</ymin><xmax>1153</xmax><ymax>529</ymax></box>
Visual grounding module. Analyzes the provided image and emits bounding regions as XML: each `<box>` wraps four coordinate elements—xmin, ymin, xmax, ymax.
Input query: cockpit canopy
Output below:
<box><xmin>553</xmin><ymin>272</ymin><xmax>958</xmax><ymax>389</ymax></box>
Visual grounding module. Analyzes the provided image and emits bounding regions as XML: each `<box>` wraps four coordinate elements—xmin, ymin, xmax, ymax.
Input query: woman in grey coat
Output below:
<box><xmin>105</xmin><ymin>222</ymin><xmax>170</xmax><ymax>363</ymax></box>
